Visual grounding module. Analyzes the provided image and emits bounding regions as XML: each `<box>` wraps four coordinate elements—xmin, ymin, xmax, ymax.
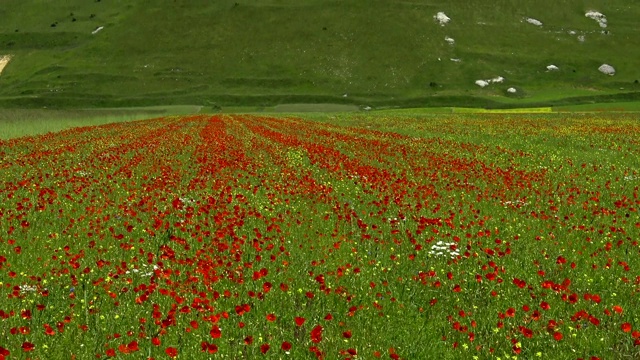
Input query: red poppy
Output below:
<box><xmin>310</xmin><ymin>325</ymin><xmax>323</xmax><ymax>343</ymax></box>
<box><xmin>127</xmin><ymin>341</ymin><xmax>139</xmax><ymax>352</ymax></box>
<box><xmin>165</xmin><ymin>347</ymin><xmax>178</xmax><ymax>357</ymax></box>
<box><xmin>201</xmin><ymin>342</ymin><xmax>218</xmax><ymax>354</ymax></box>
<box><xmin>295</xmin><ymin>317</ymin><xmax>306</xmax><ymax>326</ymax></box>
<box><xmin>281</xmin><ymin>341</ymin><xmax>292</xmax><ymax>351</ymax></box>
<box><xmin>21</xmin><ymin>342</ymin><xmax>35</xmax><ymax>352</ymax></box>
<box><xmin>260</xmin><ymin>344</ymin><xmax>270</xmax><ymax>354</ymax></box>
<box><xmin>266</xmin><ymin>313</ymin><xmax>276</xmax><ymax>322</ymax></box>
<box><xmin>44</xmin><ymin>324</ymin><xmax>56</xmax><ymax>336</ymax></box>
<box><xmin>622</xmin><ymin>323</ymin><xmax>633</xmax><ymax>333</ymax></box>
<box><xmin>210</xmin><ymin>325</ymin><xmax>221</xmax><ymax>338</ymax></box>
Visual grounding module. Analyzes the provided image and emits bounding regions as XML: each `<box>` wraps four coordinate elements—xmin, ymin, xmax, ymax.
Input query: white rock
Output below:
<box><xmin>507</xmin><ymin>87</ymin><xmax>517</xmax><ymax>93</ymax></box>
<box><xmin>490</xmin><ymin>76</ymin><xmax>504</xmax><ymax>83</ymax></box>
<box><xmin>598</xmin><ymin>64</ymin><xmax>615</xmax><ymax>76</ymax></box>
<box><xmin>445</xmin><ymin>36</ymin><xmax>455</xmax><ymax>45</ymax></box>
<box><xmin>450</xmin><ymin>58</ymin><xmax>461</xmax><ymax>62</ymax></box>
<box><xmin>585</xmin><ymin>11</ymin><xmax>607</xmax><ymax>28</ymax></box>
<box><xmin>434</xmin><ymin>12</ymin><xmax>451</xmax><ymax>26</ymax></box>
<box><xmin>525</xmin><ymin>17</ymin><xmax>543</xmax><ymax>26</ymax></box>
<box><xmin>92</xmin><ymin>26</ymin><xmax>104</xmax><ymax>35</ymax></box>
<box><xmin>547</xmin><ymin>65</ymin><xmax>559</xmax><ymax>71</ymax></box>
<box><xmin>578</xmin><ymin>35</ymin><xmax>585</xmax><ymax>42</ymax></box>
<box><xmin>475</xmin><ymin>80</ymin><xmax>490</xmax><ymax>88</ymax></box>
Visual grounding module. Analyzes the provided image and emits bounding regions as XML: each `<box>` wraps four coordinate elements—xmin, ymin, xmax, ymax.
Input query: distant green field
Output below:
<box><xmin>0</xmin><ymin>106</ymin><xmax>200</xmax><ymax>139</ymax></box>
<box><xmin>0</xmin><ymin>0</ymin><xmax>639</xmax><ymax>109</ymax></box>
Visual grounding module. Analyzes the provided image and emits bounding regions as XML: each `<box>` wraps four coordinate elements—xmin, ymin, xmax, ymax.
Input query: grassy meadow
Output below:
<box><xmin>1</xmin><ymin>112</ymin><xmax>639</xmax><ymax>359</ymax></box>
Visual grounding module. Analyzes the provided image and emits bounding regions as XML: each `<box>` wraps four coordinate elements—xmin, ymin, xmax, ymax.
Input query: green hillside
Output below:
<box><xmin>0</xmin><ymin>0</ymin><xmax>639</xmax><ymax>109</ymax></box>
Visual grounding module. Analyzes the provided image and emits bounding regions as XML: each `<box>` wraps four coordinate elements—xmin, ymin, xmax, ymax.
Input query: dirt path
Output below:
<box><xmin>0</xmin><ymin>55</ymin><xmax>13</xmax><ymax>75</ymax></box>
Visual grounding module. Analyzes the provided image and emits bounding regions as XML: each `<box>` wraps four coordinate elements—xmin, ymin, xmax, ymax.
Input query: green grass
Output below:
<box><xmin>1</xmin><ymin>0</ymin><xmax>640</xmax><ymax>108</ymax></box>
<box><xmin>554</xmin><ymin>101</ymin><xmax>640</xmax><ymax>112</ymax></box>
<box><xmin>0</xmin><ymin>106</ymin><xmax>201</xmax><ymax>139</ymax></box>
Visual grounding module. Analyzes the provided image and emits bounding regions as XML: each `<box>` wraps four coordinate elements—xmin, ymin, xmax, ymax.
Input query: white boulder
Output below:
<box><xmin>585</xmin><ymin>11</ymin><xmax>607</xmax><ymax>28</ymax></box>
<box><xmin>475</xmin><ymin>80</ymin><xmax>490</xmax><ymax>88</ymax></box>
<box><xmin>547</xmin><ymin>65</ymin><xmax>559</xmax><ymax>71</ymax></box>
<box><xmin>598</xmin><ymin>64</ymin><xmax>615</xmax><ymax>76</ymax></box>
<box><xmin>526</xmin><ymin>18</ymin><xmax>543</xmax><ymax>26</ymax></box>
<box><xmin>445</xmin><ymin>36</ymin><xmax>455</xmax><ymax>45</ymax></box>
<box><xmin>434</xmin><ymin>12</ymin><xmax>451</xmax><ymax>26</ymax></box>
<box><xmin>507</xmin><ymin>87</ymin><xmax>517</xmax><ymax>93</ymax></box>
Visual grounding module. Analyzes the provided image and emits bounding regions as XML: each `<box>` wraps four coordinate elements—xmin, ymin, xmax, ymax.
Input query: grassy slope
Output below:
<box><xmin>0</xmin><ymin>0</ymin><xmax>639</xmax><ymax>109</ymax></box>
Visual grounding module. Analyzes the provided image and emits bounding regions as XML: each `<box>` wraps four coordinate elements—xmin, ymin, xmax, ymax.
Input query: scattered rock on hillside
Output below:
<box><xmin>475</xmin><ymin>76</ymin><xmax>505</xmax><ymax>88</ymax></box>
<box><xmin>585</xmin><ymin>11</ymin><xmax>607</xmax><ymax>28</ymax></box>
<box><xmin>547</xmin><ymin>65</ymin><xmax>559</xmax><ymax>71</ymax></box>
<box><xmin>92</xmin><ymin>26</ymin><xmax>104</xmax><ymax>34</ymax></box>
<box><xmin>598</xmin><ymin>64</ymin><xmax>615</xmax><ymax>76</ymax></box>
<box><xmin>525</xmin><ymin>17</ymin><xmax>543</xmax><ymax>26</ymax></box>
<box><xmin>434</xmin><ymin>12</ymin><xmax>450</xmax><ymax>26</ymax></box>
<box><xmin>507</xmin><ymin>87</ymin><xmax>517</xmax><ymax>94</ymax></box>
<box><xmin>450</xmin><ymin>58</ymin><xmax>461</xmax><ymax>62</ymax></box>
<box><xmin>445</xmin><ymin>36</ymin><xmax>455</xmax><ymax>45</ymax></box>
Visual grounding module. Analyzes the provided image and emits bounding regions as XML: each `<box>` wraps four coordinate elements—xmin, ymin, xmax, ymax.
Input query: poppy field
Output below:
<box><xmin>0</xmin><ymin>113</ymin><xmax>639</xmax><ymax>359</ymax></box>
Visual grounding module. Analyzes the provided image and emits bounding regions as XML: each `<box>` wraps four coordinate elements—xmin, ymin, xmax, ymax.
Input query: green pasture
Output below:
<box><xmin>0</xmin><ymin>0</ymin><xmax>639</xmax><ymax>108</ymax></box>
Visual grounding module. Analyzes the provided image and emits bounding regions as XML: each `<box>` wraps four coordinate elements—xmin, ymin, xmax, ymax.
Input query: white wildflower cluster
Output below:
<box><xmin>624</xmin><ymin>176</ymin><xmax>637</xmax><ymax>181</ymax></box>
<box><xmin>19</xmin><ymin>284</ymin><xmax>38</xmax><ymax>294</ymax></box>
<box><xmin>585</xmin><ymin>11</ymin><xmax>607</xmax><ymax>28</ymax></box>
<box><xmin>179</xmin><ymin>197</ymin><xmax>197</xmax><ymax>207</ymax></box>
<box><xmin>126</xmin><ymin>264</ymin><xmax>159</xmax><ymax>277</ymax></box>
<box><xmin>429</xmin><ymin>241</ymin><xmax>459</xmax><ymax>259</ymax></box>
<box><xmin>502</xmin><ymin>200</ymin><xmax>529</xmax><ymax>207</ymax></box>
